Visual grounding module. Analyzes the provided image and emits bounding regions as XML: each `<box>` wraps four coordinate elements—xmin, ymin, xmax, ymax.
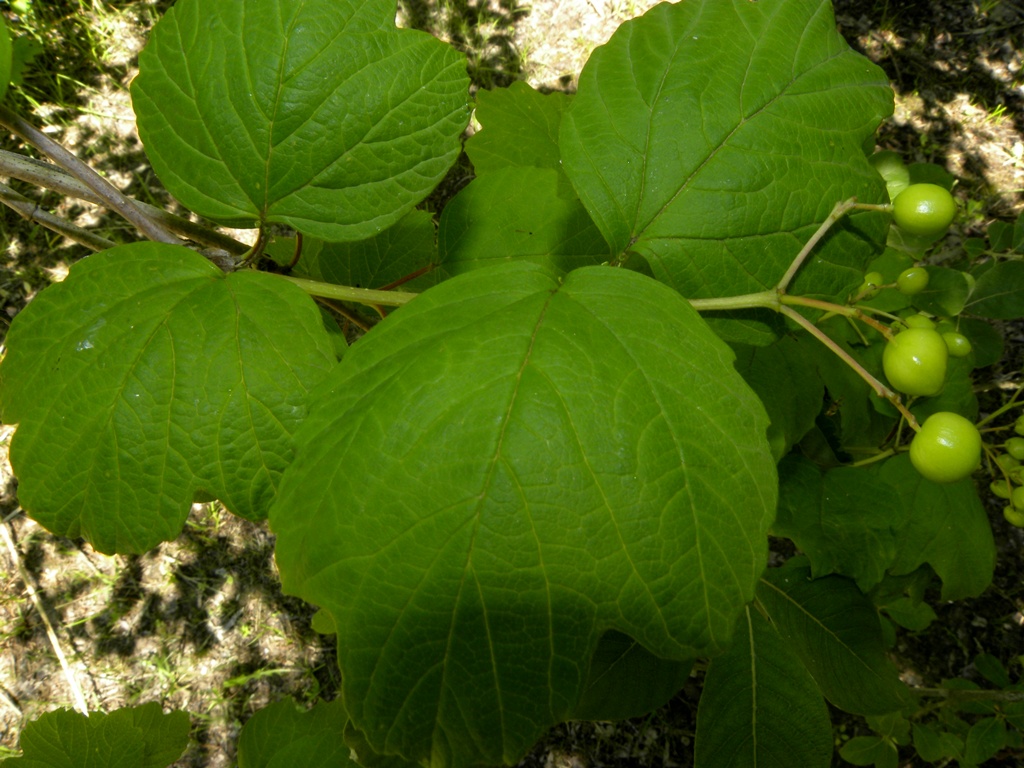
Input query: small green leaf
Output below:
<box><xmin>466</xmin><ymin>81</ymin><xmax>570</xmax><ymax>175</ymax></box>
<box><xmin>0</xmin><ymin>244</ymin><xmax>336</xmax><ymax>554</ymax></box>
<box><xmin>695</xmin><ymin>606</ymin><xmax>833</xmax><ymax>768</ymax></box>
<box><xmin>912</xmin><ymin>723</ymin><xmax>962</xmax><ymax>762</ymax></box>
<box><xmin>964</xmin><ymin>717</ymin><xmax>1007</xmax><ymax>766</ymax></box>
<box><xmin>911</xmin><ymin>266</ymin><xmax>970</xmax><ymax>316</ymax></box>
<box><xmin>973</xmin><ymin>653</ymin><xmax>1012</xmax><ymax>688</ymax></box>
<box><xmin>237</xmin><ymin>699</ymin><xmax>352</xmax><ymax>768</ymax></box>
<box><xmin>757</xmin><ymin>561</ymin><xmax>910</xmax><ymax>715</ymax></box>
<box><xmin>838</xmin><ymin>735</ymin><xmax>897</xmax><ymax>768</ymax></box>
<box><xmin>560</xmin><ymin>0</ymin><xmax>892</xmax><ymax>308</ymax></box>
<box><xmin>965</xmin><ymin>260</ymin><xmax>1024</xmax><ymax>319</ymax></box>
<box><xmin>881</xmin><ymin>455</ymin><xmax>995</xmax><ymax>601</ymax></box>
<box><xmin>437</xmin><ymin>167</ymin><xmax>610</xmax><ymax>276</ymax></box>
<box><xmin>773</xmin><ymin>457</ymin><xmax>905</xmax><ymax>590</ymax></box>
<box><xmin>2</xmin><ymin>705</ymin><xmax>189</xmax><ymax>768</ymax></box>
<box><xmin>132</xmin><ymin>0</ymin><xmax>469</xmax><ymax>241</ymax></box>
<box><xmin>570</xmin><ymin>630</ymin><xmax>692</xmax><ymax>722</ymax></box>
<box><xmin>272</xmin><ymin>262</ymin><xmax>777</xmax><ymax>767</ymax></box>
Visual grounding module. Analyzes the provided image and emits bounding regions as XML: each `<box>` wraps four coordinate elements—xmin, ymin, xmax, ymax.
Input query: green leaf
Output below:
<box><xmin>237</xmin><ymin>699</ymin><xmax>353</xmax><ymax>768</ymax></box>
<box><xmin>271</xmin><ymin>262</ymin><xmax>777</xmax><ymax>768</ymax></box>
<box><xmin>730</xmin><ymin>335</ymin><xmax>824</xmax><ymax>461</ymax></box>
<box><xmin>957</xmin><ymin>317</ymin><xmax>1003</xmax><ymax>368</ymax></box>
<box><xmin>437</xmin><ymin>167</ymin><xmax>610</xmax><ymax>276</ymax></box>
<box><xmin>560</xmin><ymin>0</ymin><xmax>892</xmax><ymax>307</ymax></box>
<box><xmin>965</xmin><ymin>260</ymin><xmax>1024</xmax><ymax>319</ymax></box>
<box><xmin>880</xmin><ymin>455</ymin><xmax>995</xmax><ymax>601</ymax></box>
<box><xmin>912</xmin><ymin>723</ymin><xmax>962</xmax><ymax>762</ymax></box>
<box><xmin>570</xmin><ymin>630</ymin><xmax>692</xmax><ymax>722</ymax></box>
<box><xmin>274</xmin><ymin>210</ymin><xmax>440</xmax><ymax>292</ymax></box>
<box><xmin>974</xmin><ymin>653</ymin><xmax>1012</xmax><ymax>688</ymax></box>
<box><xmin>466</xmin><ymin>81</ymin><xmax>570</xmax><ymax>175</ymax></box>
<box><xmin>695</xmin><ymin>606</ymin><xmax>833</xmax><ymax>768</ymax></box>
<box><xmin>838</xmin><ymin>735</ymin><xmax>898</xmax><ymax>768</ymax></box>
<box><xmin>0</xmin><ymin>243</ymin><xmax>335</xmax><ymax>554</ymax></box>
<box><xmin>964</xmin><ymin>717</ymin><xmax>1007</xmax><ymax>766</ymax></box>
<box><xmin>757</xmin><ymin>562</ymin><xmax>910</xmax><ymax>715</ymax></box>
<box><xmin>911</xmin><ymin>266</ymin><xmax>970</xmax><ymax>317</ymax></box>
<box><xmin>0</xmin><ymin>17</ymin><xmax>11</xmax><ymax>102</ymax></box>
<box><xmin>131</xmin><ymin>0</ymin><xmax>469</xmax><ymax>241</ymax></box>
<box><xmin>1</xmin><ymin>705</ymin><xmax>189</xmax><ymax>768</ymax></box>
<box><xmin>773</xmin><ymin>457</ymin><xmax>905</xmax><ymax>590</ymax></box>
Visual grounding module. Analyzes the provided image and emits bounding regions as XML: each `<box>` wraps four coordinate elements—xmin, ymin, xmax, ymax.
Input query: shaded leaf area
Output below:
<box><xmin>0</xmin><ymin>244</ymin><xmax>335</xmax><ymax>554</ymax></box>
<box><xmin>0</xmin><ymin>704</ymin><xmax>189</xmax><ymax>768</ymax></box>
<box><xmin>267</xmin><ymin>210</ymin><xmax>442</xmax><ymax>293</ymax></box>
<box><xmin>773</xmin><ymin>454</ymin><xmax>994</xmax><ymax>600</ymax></box>
<box><xmin>695</xmin><ymin>606</ymin><xmax>833</xmax><ymax>768</ymax></box>
<box><xmin>271</xmin><ymin>262</ymin><xmax>777</xmax><ymax>768</ymax></box>
<box><xmin>437</xmin><ymin>167</ymin><xmax>610</xmax><ymax>276</ymax></box>
<box><xmin>131</xmin><ymin>0</ymin><xmax>470</xmax><ymax>241</ymax></box>
<box><xmin>465</xmin><ymin>82</ymin><xmax>570</xmax><ymax>175</ymax></box>
<box><xmin>757</xmin><ymin>560</ymin><xmax>910</xmax><ymax>716</ymax></box>
<box><xmin>237</xmin><ymin>698</ymin><xmax>352</xmax><ymax>768</ymax></box>
<box><xmin>560</xmin><ymin>0</ymin><xmax>893</xmax><ymax>341</ymax></box>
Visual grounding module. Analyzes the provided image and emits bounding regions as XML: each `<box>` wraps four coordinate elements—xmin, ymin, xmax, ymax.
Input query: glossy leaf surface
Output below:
<box><xmin>0</xmin><ymin>244</ymin><xmax>335</xmax><ymax>554</ymax></box>
<box><xmin>132</xmin><ymin>0</ymin><xmax>469</xmax><ymax>241</ymax></box>
<box><xmin>695</xmin><ymin>606</ymin><xmax>832</xmax><ymax>768</ymax></box>
<box><xmin>560</xmin><ymin>0</ymin><xmax>893</xmax><ymax>313</ymax></box>
<box><xmin>271</xmin><ymin>262</ymin><xmax>777</xmax><ymax>767</ymax></box>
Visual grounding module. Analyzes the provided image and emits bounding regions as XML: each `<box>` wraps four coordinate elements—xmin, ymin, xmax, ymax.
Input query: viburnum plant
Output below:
<box><xmin>1</xmin><ymin>0</ymin><xmax>1024</xmax><ymax>766</ymax></box>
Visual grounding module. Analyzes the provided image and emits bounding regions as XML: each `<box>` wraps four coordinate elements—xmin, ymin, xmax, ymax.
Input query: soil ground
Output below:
<box><xmin>0</xmin><ymin>1</ymin><xmax>1023</xmax><ymax>766</ymax></box>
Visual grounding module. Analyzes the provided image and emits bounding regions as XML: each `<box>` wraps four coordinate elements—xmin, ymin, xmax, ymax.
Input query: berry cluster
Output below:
<box><xmin>990</xmin><ymin>416</ymin><xmax>1024</xmax><ymax>527</ymax></box>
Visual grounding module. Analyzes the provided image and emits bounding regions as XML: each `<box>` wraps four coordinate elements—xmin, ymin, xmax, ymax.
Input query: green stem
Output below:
<box><xmin>276</xmin><ymin>274</ymin><xmax>418</xmax><ymax>307</ymax></box>
<box><xmin>910</xmin><ymin>686</ymin><xmax>1024</xmax><ymax>703</ymax></box>
<box><xmin>688</xmin><ymin>290</ymin><xmax>780</xmax><ymax>312</ymax></box>
<box><xmin>779</xmin><ymin>304</ymin><xmax>919</xmax><ymax>431</ymax></box>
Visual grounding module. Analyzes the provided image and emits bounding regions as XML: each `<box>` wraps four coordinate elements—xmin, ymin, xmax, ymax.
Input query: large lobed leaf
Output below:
<box><xmin>0</xmin><ymin>244</ymin><xmax>335</xmax><ymax>554</ymax></box>
<box><xmin>560</xmin><ymin>0</ymin><xmax>894</xmax><ymax>329</ymax></box>
<box><xmin>131</xmin><ymin>0</ymin><xmax>470</xmax><ymax>242</ymax></box>
<box><xmin>271</xmin><ymin>262</ymin><xmax>777</xmax><ymax>768</ymax></box>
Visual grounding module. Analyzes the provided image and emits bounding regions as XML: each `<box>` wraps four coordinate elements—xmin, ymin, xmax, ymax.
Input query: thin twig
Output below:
<box><xmin>0</xmin><ymin>104</ymin><xmax>182</xmax><ymax>246</ymax></box>
<box><xmin>0</xmin><ymin>523</ymin><xmax>90</xmax><ymax>715</ymax></box>
<box><xmin>0</xmin><ymin>181</ymin><xmax>116</xmax><ymax>251</ymax></box>
<box><xmin>0</xmin><ymin>148</ymin><xmax>250</xmax><ymax>255</ymax></box>
<box><xmin>277</xmin><ymin>274</ymin><xmax>418</xmax><ymax>307</ymax></box>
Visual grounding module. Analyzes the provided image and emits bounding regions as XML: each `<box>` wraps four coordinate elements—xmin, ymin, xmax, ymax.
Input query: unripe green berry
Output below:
<box><xmin>1004</xmin><ymin>506</ymin><xmax>1024</xmax><ymax>527</ymax></box>
<box><xmin>909</xmin><ymin>412</ymin><xmax>981</xmax><ymax>484</ymax></box>
<box><xmin>882</xmin><ymin>327</ymin><xmax>948</xmax><ymax>397</ymax></box>
<box><xmin>902</xmin><ymin>314</ymin><xmax>936</xmax><ymax>330</ymax></box>
<box><xmin>1006</xmin><ymin>437</ymin><xmax>1024</xmax><ymax>461</ymax></box>
<box><xmin>1011</xmin><ymin>486</ymin><xmax>1024</xmax><ymax>510</ymax></box>
<box><xmin>892</xmin><ymin>183</ymin><xmax>957</xmax><ymax>237</ymax></box>
<box><xmin>991</xmin><ymin>479</ymin><xmax>1013</xmax><ymax>500</ymax></box>
<box><xmin>896</xmin><ymin>267</ymin><xmax>930</xmax><ymax>295</ymax></box>
<box><xmin>996</xmin><ymin>453</ymin><xmax>1020</xmax><ymax>471</ymax></box>
<box><xmin>942</xmin><ymin>332</ymin><xmax>972</xmax><ymax>358</ymax></box>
